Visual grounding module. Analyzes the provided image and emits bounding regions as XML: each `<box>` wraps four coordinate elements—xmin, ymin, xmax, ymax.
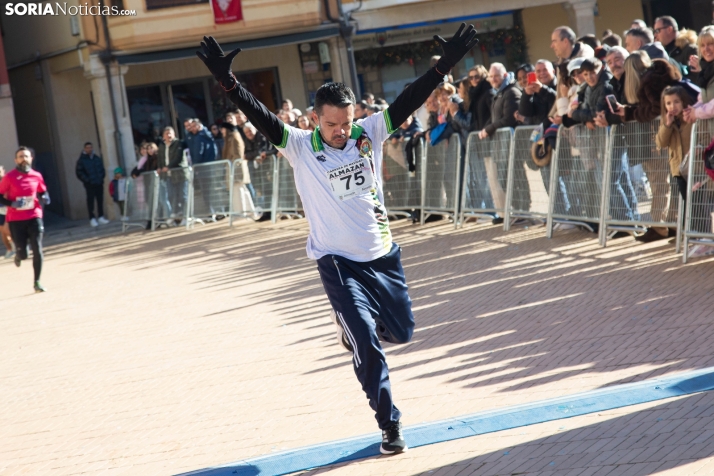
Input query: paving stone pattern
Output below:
<box><xmin>2</xmin><ymin>218</ymin><xmax>714</xmax><ymax>475</ymax></box>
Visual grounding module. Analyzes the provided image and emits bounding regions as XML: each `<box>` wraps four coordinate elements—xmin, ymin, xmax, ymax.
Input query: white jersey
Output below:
<box><xmin>276</xmin><ymin>110</ymin><xmax>399</xmax><ymax>262</ymax></box>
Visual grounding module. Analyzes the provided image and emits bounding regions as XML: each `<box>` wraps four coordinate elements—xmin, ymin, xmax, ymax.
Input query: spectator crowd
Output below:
<box><xmin>66</xmin><ymin>16</ymin><xmax>714</xmax><ymax>259</ymax></box>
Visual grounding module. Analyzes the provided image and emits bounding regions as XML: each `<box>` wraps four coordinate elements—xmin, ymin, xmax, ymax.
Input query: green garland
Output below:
<box><xmin>354</xmin><ymin>26</ymin><xmax>528</xmax><ymax>70</ymax></box>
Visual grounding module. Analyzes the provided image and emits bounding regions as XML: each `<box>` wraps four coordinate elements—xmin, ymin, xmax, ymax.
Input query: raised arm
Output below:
<box><xmin>387</xmin><ymin>23</ymin><xmax>479</xmax><ymax>128</ymax></box>
<box><xmin>197</xmin><ymin>37</ymin><xmax>285</xmax><ymax>146</ymax></box>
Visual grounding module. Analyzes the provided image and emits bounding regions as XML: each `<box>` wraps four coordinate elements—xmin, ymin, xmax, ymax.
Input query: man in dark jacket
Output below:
<box><xmin>519</xmin><ymin>59</ymin><xmax>557</xmax><ymax>127</ymax></box>
<box><xmin>478</xmin><ymin>63</ymin><xmax>528</xmax><ymax>217</ymax></box>
<box><xmin>75</xmin><ymin>142</ymin><xmax>108</xmax><ymax>227</ymax></box>
<box><xmin>480</xmin><ymin>63</ymin><xmax>521</xmax><ymax>138</ymax></box>
<box><xmin>654</xmin><ymin>16</ymin><xmax>698</xmax><ymax>81</ymax></box>
<box><xmin>187</xmin><ymin>119</ymin><xmax>217</xmax><ymax>165</ymax></box>
<box><xmin>158</xmin><ymin>127</ymin><xmax>188</xmax><ymax>219</ymax></box>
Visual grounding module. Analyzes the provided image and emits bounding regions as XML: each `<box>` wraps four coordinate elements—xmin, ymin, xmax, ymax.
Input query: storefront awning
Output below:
<box><xmin>115</xmin><ymin>26</ymin><xmax>340</xmax><ymax>65</ymax></box>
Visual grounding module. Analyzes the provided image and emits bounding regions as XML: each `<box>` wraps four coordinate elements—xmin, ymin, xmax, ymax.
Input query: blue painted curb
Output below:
<box><xmin>177</xmin><ymin>367</ymin><xmax>714</xmax><ymax>476</ymax></box>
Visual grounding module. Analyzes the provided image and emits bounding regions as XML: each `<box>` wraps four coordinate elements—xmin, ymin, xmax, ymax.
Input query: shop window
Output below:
<box><xmin>145</xmin><ymin>0</ymin><xmax>207</xmax><ymax>10</ymax></box>
<box><xmin>170</xmin><ymin>82</ymin><xmax>210</xmax><ymax>139</ymax></box>
<box><xmin>127</xmin><ymin>85</ymin><xmax>167</xmax><ymax>145</ymax></box>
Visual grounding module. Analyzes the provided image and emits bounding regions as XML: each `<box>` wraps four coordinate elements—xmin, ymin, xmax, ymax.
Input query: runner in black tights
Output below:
<box><xmin>0</xmin><ymin>147</ymin><xmax>49</xmax><ymax>293</ymax></box>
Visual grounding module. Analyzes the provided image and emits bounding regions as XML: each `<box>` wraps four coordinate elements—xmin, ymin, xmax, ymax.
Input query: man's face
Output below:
<box><xmin>313</xmin><ymin>104</ymin><xmax>354</xmax><ymax>149</ymax></box>
<box><xmin>163</xmin><ymin>129</ymin><xmax>175</xmax><ymax>142</ymax></box>
<box><xmin>354</xmin><ymin>104</ymin><xmax>366</xmax><ymax>119</ymax></box>
<box><xmin>236</xmin><ymin>112</ymin><xmax>247</xmax><ymax>126</ymax></box>
<box><xmin>282</xmin><ymin>102</ymin><xmax>291</xmax><ymax>112</ymax></box>
<box><xmin>15</xmin><ymin>150</ymin><xmax>32</xmax><ymax>168</ymax></box>
<box><xmin>625</xmin><ymin>34</ymin><xmax>643</xmax><ymax>53</ymax></box>
<box><xmin>84</xmin><ymin>144</ymin><xmax>93</xmax><ymax>155</ymax></box>
<box><xmin>536</xmin><ymin>63</ymin><xmax>554</xmax><ymax>84</ymax></box>
<box><xmin>606</xmin><ymin>52</ymin><xmax>626</xmax><ymax>79</ymax></box>
<box><xmin>582</xmin><ymin>69</ymin><xmax>599</xmax><ymax>87</ymax></box>
<box><xmin>245</xmin><ymin>127</ymin><xmax>256</xmax><ymax>140</ymax></box>
<box><xmin>488</xmin><ymin>67</ymin><xmax>505</xmax><ymax>89</ymax></box>
<box><xmin>653</xmin><ymin>21</ymin><xmax>676</xmax><ymax>45</ymax></box>
<box><xmin>183</xmin><ymin>120</ymin><xmax>192</xmax><ymax>131</ymax></box>
<box><xmin>550</xmin><ymin>31</ymin><xmax>571</xmax><ymax>59</ymax></box>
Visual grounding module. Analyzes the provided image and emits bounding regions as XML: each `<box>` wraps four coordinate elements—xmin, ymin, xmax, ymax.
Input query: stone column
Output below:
<box><xmin>563</xmin><ymin>0</ymin><xmax>597</xmax><ymax>37</ymax></box>
<box><xmin>83</xmin><ymin>54</ymin><xmax>134</xmax><ymax>220</ymax></box>
<box><xmin>327</xmin><ymin>37</ymin><xmax>350</xmax><ymax>85</ymax></box>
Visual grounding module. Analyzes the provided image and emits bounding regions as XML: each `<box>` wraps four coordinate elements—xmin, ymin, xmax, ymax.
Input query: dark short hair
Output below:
<box><xmin>16</xmin><ymin>146</ymin><xmax>32</xmax><ymax>157</ymax></box>
<box><xmin>602</xmin><ymin>33</ymin><xmax>622</xmax><ymax>47</ymax></box>
<box><xmin>579</xmin><ymin>58</ymin><xmax>602</xmax><ymax>73</ymax></box>
<box><xmin>355</xmin><ymin>100</ymin><xmax>369</xmax><ymax>110</ymax></box>
<box><xmin>362</xmin><ymin>92</ymin><xmax>374</xmax><ymax>101</ymax></box>
<box><xmin>627</xmin><ymin>27</ymin><xmax>654</xmax><ymax>44</ymax></box>
<box><xmin>84</xmin><ymin>142</ymin><xmax>92</xmax><ymax>147</ymax></box>
<box><xmin>655</xmin><ymin>16</ymin><xmax>678</xmax><ymax>31</ymax></box>
<box><xmin>578</xmin><ymin>34</ymin><xmax>600</xmax><ymax>50</ymax></box>
<box><xmin>314</xmin><ymin>83</ymin><xmax>356</xmax><ymax>115</ymax></box>
<box><xmin>515</xmin><ymin>63</ymin><xmax>535</xmax><ymax>76</ymax></box>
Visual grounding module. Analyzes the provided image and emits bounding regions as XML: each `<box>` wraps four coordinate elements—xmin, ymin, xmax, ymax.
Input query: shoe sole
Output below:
<box><xmin>380</xmin><ymin>444</ymin><xmax>408</xmax><ymax>455</ymax></box>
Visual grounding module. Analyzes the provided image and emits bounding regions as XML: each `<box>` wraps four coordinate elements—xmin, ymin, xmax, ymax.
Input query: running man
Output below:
<box><xmin>197</xmin><ymin>24</ymin><xmax>477</xmax><ymax>454</ymax></box>
<box><xmin>0</xmin><ymin>147</ymin><xmax>49</xmax><ymax>292</ymax></box>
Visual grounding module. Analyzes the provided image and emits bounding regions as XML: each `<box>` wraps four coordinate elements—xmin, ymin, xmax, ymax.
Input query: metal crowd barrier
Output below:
<box><xmin>460</xmin><ymin>129</ymin><xmax>510</xmax><ymax>226</ymax></box>
<box><xmin>273</xmin><ymin>155</ymin><xmax>303</xmax><ymax>223</ymax></box>
<box><xmin>421</xmin><ymin>134</ymin><xmax>461</xmax><ymax>227</ymax></box>
<box><xmin>382</xmin><ymin>138</ymin><xmax>424</xmax><ymax>219</ymax></box>
<box><xmin>683</xmin><ymin>118</ymin><xmax>714</xmax><ymax>263</ymax></box>
<box><xmin>602</xmin><ymin>119</ymin><xmax>682</xmax><ymax>249</ymax></box>
<box><xmin>546</xmin><ymin>125</ymin><xmax>608</xmax><ymax>241</ymax></box>
<box><xmin>154</xmin><ymin>166</ymin><xmax>192</xmax><ymax>230</ymax></box>
<box><xmin>504</xmin><ymin>126</ymin><xmax>551</xmax><ymax>230</ymax></box>
<box><xmin>229</xmin><ymin>158</ymin><xmax>260</xmax><ymax>224</ymax></box>
<box><xmin>190</xmin><ymin>160</ymin><xmax>231</xmax><ymax>224</ymax></box>
<box><xmin>122</xmin><ymin>171</ymin><xmax>158</xmax><ymax>232</ymax></box>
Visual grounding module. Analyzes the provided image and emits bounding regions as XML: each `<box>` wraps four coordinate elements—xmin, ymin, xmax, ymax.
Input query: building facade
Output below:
<box><xmin>2</xmin><ymin>0</ymin><xmax>648</xmax><ymax>220</ymax></box>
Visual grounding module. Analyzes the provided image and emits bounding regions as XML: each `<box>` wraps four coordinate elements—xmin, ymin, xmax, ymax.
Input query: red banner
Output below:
<box><xmin>212</xmin><ymin>0</ymin><xmax>242</xmax><ymax>24</ymax></box>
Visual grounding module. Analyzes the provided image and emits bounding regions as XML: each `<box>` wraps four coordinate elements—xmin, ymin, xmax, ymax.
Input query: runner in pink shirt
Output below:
<box><xmin>0</xmin><ymin>147</ymin><xmax>50</xmax><ymax>293</ymax></box>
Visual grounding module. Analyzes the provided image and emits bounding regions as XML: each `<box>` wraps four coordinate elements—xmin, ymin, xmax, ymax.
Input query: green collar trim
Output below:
<box><xmin>311</xmin><ymin>124</ymin><xmax>365</xmax><ymax>152</ymax></box>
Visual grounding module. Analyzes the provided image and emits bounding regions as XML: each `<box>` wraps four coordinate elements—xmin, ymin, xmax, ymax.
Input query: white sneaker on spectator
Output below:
<box><xmin>90</xmin><ymin>218</ymin><xmax>98</xmax><ymax>227</ymax></box>
<box><xmin>97</xmin><ymin>216</ymin><xmax>110</xmax><ymax>225</ymax></box>
<box><xmin>689</xmin><ymin>243</ymin><xmax>714</xmax><ymax>258</ymax></box>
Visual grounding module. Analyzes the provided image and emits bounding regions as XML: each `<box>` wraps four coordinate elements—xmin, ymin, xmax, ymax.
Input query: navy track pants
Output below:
<box><xmin>316</xmin><ymin>242</ymin><xmax>415</xmax><ymax>430</ymax></box>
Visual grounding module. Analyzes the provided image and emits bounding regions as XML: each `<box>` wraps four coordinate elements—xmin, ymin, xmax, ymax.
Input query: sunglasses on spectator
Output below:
<box><xmin>469</xmin><ymin>75</ymin><xmax>479</xmax><ymax>80</ymax></box>
<box><xmin>653</xmin><ymin>27</ymin><xmax>669</xmax><ymax>34</ymax></box>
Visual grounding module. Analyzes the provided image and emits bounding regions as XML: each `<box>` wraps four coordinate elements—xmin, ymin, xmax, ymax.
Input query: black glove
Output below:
<box><xmin>433</xmin><ymin>23</ymin><xmax>479</xmax><ymax>74</ymax></box>
<box><xmin>196</xmin><ymin>36</ymin><xmax>242</xmax><ymax>90</ymax></box>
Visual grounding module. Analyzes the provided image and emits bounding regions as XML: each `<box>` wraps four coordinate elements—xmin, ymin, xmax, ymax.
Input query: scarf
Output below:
<box><xmin>697</xmin><ymin>59</ymin><xmax>714</xmax><ymax>89</ymax></box>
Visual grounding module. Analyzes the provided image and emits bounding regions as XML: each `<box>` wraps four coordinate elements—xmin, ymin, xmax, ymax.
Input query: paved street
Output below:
<box><xmin>2</xmin><ymin>217</ymin><xmax>714</xmax><ymax>475</ymax></box>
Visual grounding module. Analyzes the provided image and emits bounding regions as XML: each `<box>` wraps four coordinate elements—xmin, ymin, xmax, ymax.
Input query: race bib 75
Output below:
<box><xmin>326</xmin><ymin>158</ymin><xmax>374</xmax><ymax>201</ymax></box>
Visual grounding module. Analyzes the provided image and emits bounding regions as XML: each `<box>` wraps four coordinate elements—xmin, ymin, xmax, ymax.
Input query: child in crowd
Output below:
<box><xmin>657</xmin><ymin>85</ymin><xmax>714</xmax><ymax>257</ymax></box>
<box><xmin>109</xmin><ymin>167</ymin><xmax>127</xmax><ymax>218</ymax></box>
<box><xmin>656</xmin><ymin>86</ymin><xmax>694</xmax><ymax>202</ymax></box>
<box><xmin>0</xmin><ymin>166</ymin><xmax>15</xmax><ymax>258</ymax></box>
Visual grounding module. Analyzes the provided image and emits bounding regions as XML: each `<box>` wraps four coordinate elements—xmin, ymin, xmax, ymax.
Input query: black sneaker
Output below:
<box><xmin>380</xmin><ymin>421</ymin><xmax>407</xmax><ymax>455</ymax></box>
<box><xmin>491</xmin><ymin>217</ymin><xmax>504</xmax><ymax>225</ymax></box>
<box><xmin>34</xmin><ymin>281</ymin><xmax>46</xmax><ymax>293</ymax></box>
<box><xmin>14</xmin><ymin>254</ymin><xmax>21</xmax><ymax>268</ymax></box>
